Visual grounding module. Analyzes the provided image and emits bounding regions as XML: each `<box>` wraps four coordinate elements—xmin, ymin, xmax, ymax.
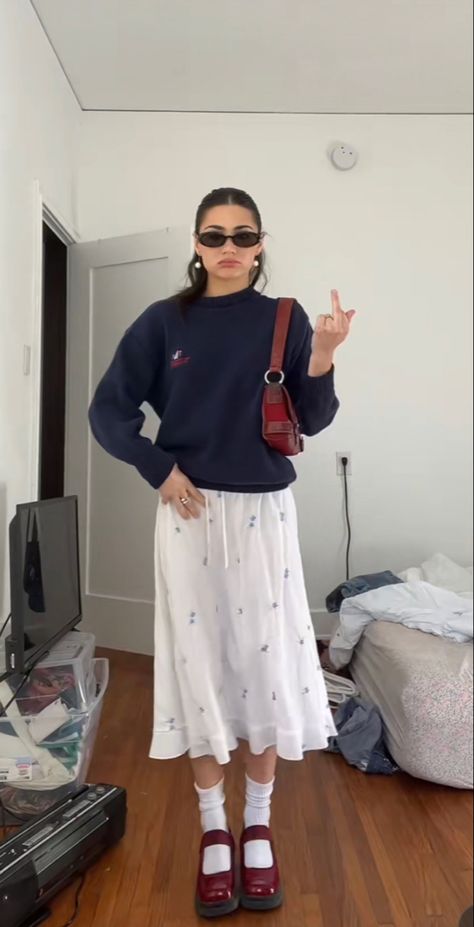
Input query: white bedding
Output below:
<box><xmin>329</xmin><ymin>554</ymin><xmax>473</xmax><ymax>670</ymax></box>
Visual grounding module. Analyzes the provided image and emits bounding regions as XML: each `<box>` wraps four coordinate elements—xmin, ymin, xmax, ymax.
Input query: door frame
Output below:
<box><xmin>30</xmin><ymin>180</ymin><xmax>79</xmax><ymax>500</ymax></box>
<box><xmin>65</xmin><ymin>226</ymin><xmax>191</xmax><ymax>651</ymax></box>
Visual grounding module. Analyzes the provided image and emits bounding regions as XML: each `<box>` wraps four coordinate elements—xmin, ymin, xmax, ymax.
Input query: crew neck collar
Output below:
<box><xmin>197</xmin><ymin>286</ymin><xmax>256</xmax><ymax>309</ymax></box>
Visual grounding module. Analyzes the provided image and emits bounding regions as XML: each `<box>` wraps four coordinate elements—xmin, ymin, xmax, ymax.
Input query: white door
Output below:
<box><xmin>65</xmin><ymin>228</ymin><xmax>190</xmax><ymax>654</ymax></box>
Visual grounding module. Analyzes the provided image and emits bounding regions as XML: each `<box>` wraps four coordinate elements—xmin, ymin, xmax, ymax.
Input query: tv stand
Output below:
<box><xmin>3</xmin><ymin>634</ymin><xmax>17</xmax><ymax>676</ymax></box>
<box><xmin>3</xmin><ymin>633</ymin><xmax>40</xmax><ymax>678</ymax></box>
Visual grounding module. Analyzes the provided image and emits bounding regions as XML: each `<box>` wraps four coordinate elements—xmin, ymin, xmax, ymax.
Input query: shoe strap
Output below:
<box><xmin>201</xmin><ymin>829</ymin><xmax>234</xmax><ymax>850</ymax></box>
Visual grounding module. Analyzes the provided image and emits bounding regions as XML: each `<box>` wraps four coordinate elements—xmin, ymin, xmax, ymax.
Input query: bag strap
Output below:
<box><xmin>269</xmin><ymin>298</ymin><xmax>294</xmax><ymax>374</ymax></box>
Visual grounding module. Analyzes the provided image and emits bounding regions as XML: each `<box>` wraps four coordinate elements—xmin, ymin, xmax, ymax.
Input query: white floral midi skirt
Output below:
<box><xmin>149</xmin><ymin>488</ymin><xmax>336</xmax><ymax>765</ymax></box>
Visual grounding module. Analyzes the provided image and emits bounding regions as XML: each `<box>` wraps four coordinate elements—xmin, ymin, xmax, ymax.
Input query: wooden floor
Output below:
<box><xmin>4</xmin><ymin>648</ymin><xmax>472</xmax><ymax>927</ymax></box>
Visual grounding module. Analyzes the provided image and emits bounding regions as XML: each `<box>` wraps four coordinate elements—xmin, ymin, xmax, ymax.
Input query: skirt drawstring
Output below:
<box><xmin>205</xmin><ymin>492</ymin><xmax>229</xmax><ymax>569</ymax></box>
<box><xmin>205</xmin><ymin>495</ymin><xmax>212</xmax><ymax>566</ymax></box>
<box><xmin>220</xmin><ymin>493</ymin><xmax>229</xmax><ymax>570</ymax></box>
<box><xmin>281</xmin><ymin>491</ymin><xmax>289</xmax><ymax>575</ymax></box>
<box><xmin>257</xmin><ymin>494</ymin><xmax>274</xmax><ymax>604</ymax></box>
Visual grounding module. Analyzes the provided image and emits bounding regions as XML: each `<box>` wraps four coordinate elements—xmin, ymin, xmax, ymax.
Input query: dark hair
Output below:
<box><xmin>174</xmin><ymin>187</ymin><xmax>267</xmax><ymax>309</ymax></box>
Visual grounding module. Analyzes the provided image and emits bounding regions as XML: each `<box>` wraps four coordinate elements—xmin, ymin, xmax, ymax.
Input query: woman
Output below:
<box><xmin>89</xmin><ymin>187</ymin><xmax>355</xmax><ymax>918</ymax></box>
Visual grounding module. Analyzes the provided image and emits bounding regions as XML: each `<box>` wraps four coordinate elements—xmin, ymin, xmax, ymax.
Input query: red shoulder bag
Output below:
<box><xmin>262</xmin><ymin>298</ymin><xmax>304</xmax><ymax>457</ymax></box>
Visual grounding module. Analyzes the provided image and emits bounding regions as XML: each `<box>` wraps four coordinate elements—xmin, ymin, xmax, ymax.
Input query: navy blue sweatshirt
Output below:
<box><xmin>88</xmin><ymin>287</ymin><xmax>340</xmax><ymax>492</ymax></box>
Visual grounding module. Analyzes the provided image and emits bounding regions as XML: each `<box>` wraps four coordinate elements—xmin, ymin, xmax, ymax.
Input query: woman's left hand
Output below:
<box><xmin>309</xmin><ymin>289</ymin><xmax>356</xmax><ymax>375</ymax></box>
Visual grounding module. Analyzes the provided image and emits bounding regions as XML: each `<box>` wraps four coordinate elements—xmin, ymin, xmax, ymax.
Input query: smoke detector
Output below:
<box><xmin>330</xmin><ymin>143</ymin><xmax>358</xmax><ymax>171</ymax></box>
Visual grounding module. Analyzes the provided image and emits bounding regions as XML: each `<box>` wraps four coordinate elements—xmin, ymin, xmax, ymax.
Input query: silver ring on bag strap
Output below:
<box><xmin>264</xmin><ymin>369</ymin><xmax>285</xmax><ymax>385</ymax></box>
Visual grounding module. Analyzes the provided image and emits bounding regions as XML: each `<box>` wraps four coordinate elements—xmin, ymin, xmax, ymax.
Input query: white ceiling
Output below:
<box><xmin>31</xmin><ymin>0</ymin><xmax>473</xmax><ymax>114</ymax></box>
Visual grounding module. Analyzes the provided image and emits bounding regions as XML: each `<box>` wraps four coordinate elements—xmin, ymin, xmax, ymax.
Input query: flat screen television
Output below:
<box><xmin>5</xmin><ymin>495</ymin><xmax>82</xmax><ymax>675</ymax></box>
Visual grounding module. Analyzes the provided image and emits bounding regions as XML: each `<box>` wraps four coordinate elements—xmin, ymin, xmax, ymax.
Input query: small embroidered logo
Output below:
<box><xmin>171</xmin><ymin>349</ymin><xmax>190</xmax><ymax>368</ymax></box>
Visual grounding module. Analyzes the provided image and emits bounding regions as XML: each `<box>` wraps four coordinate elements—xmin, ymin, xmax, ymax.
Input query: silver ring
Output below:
<box><xmin>179</xmin><ymin>496</ymin><xmax>189</xmax><ymax>506</ymax></box>
<box><xmin>264</xmin><ymin>369</ymin><xmax>285</xmax><ymax>385</ymax></box>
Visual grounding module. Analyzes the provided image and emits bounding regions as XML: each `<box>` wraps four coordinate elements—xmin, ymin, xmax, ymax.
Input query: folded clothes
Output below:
<box><xmin>326</xmin><ymin>571</ymin><xmax>403</xmax><ymax>613</ymax></box>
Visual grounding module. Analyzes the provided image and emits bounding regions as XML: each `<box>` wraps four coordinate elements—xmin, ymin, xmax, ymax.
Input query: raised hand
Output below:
<box><xmin>313</xmin><ymin>289</ymin><xmax>355</xmax><ymax>352</ymax></box>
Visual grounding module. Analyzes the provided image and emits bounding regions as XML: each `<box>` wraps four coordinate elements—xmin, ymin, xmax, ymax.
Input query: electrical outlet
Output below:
<box><xmin>336</xmin><ymin>452</ymin><xmax>352</xmax><ymax>476</ymax></box>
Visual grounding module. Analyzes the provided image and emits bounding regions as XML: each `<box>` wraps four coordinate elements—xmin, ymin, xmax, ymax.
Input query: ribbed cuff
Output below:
<box><xmin>135</xmin><ymin>447</ymin><xmax>176</xmax><ymax>489</ymax></box>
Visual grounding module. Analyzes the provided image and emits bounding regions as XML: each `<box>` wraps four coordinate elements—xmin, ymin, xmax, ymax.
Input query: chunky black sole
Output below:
<box><xmin>240</xmin><ymin>889</ymin><xmax>284</xmax><ymax>911</ymax></box>
<box><xmin>195</xmin><ymin>894</ymin><xmax>239</xmax><ymax>919</ymax></box>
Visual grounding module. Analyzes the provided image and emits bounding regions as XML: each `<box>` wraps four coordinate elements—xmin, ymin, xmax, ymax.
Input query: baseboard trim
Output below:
<box><xmin>311</xmin><ymin>608</ymin><xmax>337</xmax><ymax>641</ymax></box>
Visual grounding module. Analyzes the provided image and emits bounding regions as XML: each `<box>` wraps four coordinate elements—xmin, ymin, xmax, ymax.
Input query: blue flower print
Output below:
<box><xmin>189</xmin><ymin>612</ymin><xmax>197</xmax><ymax>625</ymax></box>
<box><xmin>284</xmin><ymin>568</ymin><xmax>290</xmax><ymax>579</ymax></box>
<box><xmin>248</xmin><ymin>515</ymin><xmax>257</xmax><ymax>528</ymax></box>
<box><xmin>261</xmin><ymin>644</ymin><xmax>270</xmax><ymax>653</ymax></box>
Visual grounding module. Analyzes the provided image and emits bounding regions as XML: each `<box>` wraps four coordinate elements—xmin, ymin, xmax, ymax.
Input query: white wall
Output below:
<box><xmin>78</xmin><ymin>112</ymin><xmax>473</xmax><ymax>622</ymax></box>
<box><xmin>0</xmin><ymin>0</ymin><xmax>81</xmax><ymax>616</ymax></box>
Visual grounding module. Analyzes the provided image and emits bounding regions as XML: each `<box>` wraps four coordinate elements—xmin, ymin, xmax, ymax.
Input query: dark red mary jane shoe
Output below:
<box><xmin>240</xmin><ymin>825</ymin><xmax>283</xmax><ymax>911</ymax></box>
<box><xmin>195</xmin><ymin>830</ymin><xmax>239</xmax><ymax>919</ymax></box>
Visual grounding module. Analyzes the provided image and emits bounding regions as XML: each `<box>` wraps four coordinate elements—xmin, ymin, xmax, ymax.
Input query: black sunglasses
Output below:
<box><xmin>197</xmin><ymin>230</ymin><xmax>262</xmax><ymax>249</ymax></box>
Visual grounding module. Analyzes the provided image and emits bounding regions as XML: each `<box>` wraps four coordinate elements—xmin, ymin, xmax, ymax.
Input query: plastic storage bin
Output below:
<box><xmin>0</xmin><ymin>658</ymin><xmax>109</xmax><ymax>822</ymax></box>
<box><xmin>23</xmin><ymin>631</ymin><xmax>97</xmax><ymax>711</ymax></box>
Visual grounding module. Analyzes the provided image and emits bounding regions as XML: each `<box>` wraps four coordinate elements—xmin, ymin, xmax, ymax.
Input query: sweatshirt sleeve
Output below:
<box><xmin>284</xmin><ymin>303</ymin><xmax>340</xmax><ymax>437</ymax></box>
<box><xmin>88</xmin><ymin>327</ymin><xmax>175</xmax><ymax>489</ymax></box>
